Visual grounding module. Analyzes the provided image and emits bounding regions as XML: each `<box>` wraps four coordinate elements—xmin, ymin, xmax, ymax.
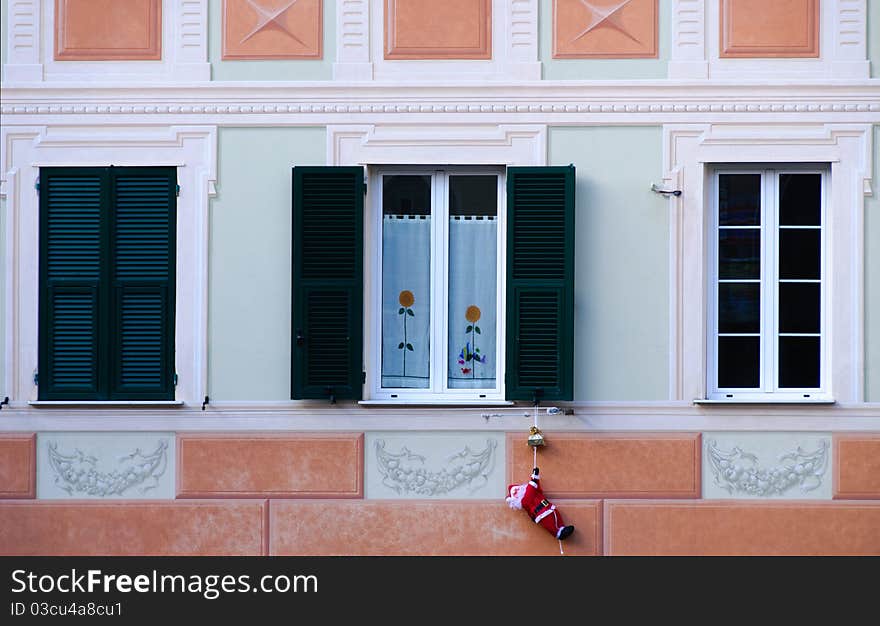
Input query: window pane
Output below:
<box><xmin>779</xmin><ymin>337</ymin><xmax>820</xmax><ymax>388</ymax></box>
<box><xmin>779</xmin><ymin>229</ymin><xmax>820</xmax><ymax>279</ymax></box>
<box><xmin>779</xmin><ymin>283</ymin><xmax>820</xmax><ymax>334</ymax></box>
<box><xmin>779</xmin><ymin>174</ymin><xmax>821</xmax><ymax>226</ymax></box>
<box><xmin>448</xmin><ymin>176</ymin><xmax>497</xmax><ymax>389</ymax></box>
<box><xmin>382</xmin><ymin>175</ymin><xmax>431</xmax><ymax>388</ymax></box>
<box><xmin>719</xmin><ymin>229</ymin><xmax>760</xmax><ymax>279</ymax></box>
<box><xmin>719</xmin><ymin>174</ymin><xmax>760</xmax><ymax>226</ymax></box>
<box><xmin>718</xmin><ymin>283</ymin><xmax>760</xmax><ymax>333</ymax></box>
<box><xmin>718</xmin><ymin>336</ymin><xmax>760</xmax><ymax>388</ymax></box>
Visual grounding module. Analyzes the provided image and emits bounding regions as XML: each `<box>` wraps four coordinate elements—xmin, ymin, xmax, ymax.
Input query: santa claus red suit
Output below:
<box><xmin>506</xmin><ymin>467</ymin><xmax>574</xmax><ymax>540</ymax></box>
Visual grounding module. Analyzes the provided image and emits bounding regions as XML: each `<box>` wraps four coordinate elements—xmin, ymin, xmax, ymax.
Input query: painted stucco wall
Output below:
<box><xmin>539</xmin><ymin>0</ymin><xmax>670</xmax><ymax>80</ymax></box>
<box><xmin>870</xmin><ymin>0</ymin><xmax>880</xmax><ymax>78</ymax></box>
<box><xmin>866</xmin><ymin>124</ymin><xmax>880</xmax><ymax>401</ymax></box>
<box><xmin>549</xmin><ymin>126</ymin><xmax>669</xmax><ymax>401</ymax></box>
<box><xmin>209</xmin><ymin>127</ymin><xmax>326</xmax><ymax>400</ymax></box>
<box><xmin>208</xmin><ymin>0</ymin><xmax>335</xmax><ymax>81</ymax></box>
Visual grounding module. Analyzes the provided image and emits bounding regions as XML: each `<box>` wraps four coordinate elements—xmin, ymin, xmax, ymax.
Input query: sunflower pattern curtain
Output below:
<box><xmin>448</xmin><ymin>215</ymin><xmax>497</xmax><ymax>389</ymax></box>
<box><xmin>382</xmin><ymin>215</ymin><xmax>431</xmax><ymax>388</ymax></box>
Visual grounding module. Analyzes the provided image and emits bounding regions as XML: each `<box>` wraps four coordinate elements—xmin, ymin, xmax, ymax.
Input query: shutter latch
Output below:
<box><xmin>33</xmin><ymin>370</ymin><xmax>39</xmax><ymax>386</ymax></box>
<box><xmin>173</xmin><ymin>373</ymin><xmax>178</xmax><ymax>386</ymax></box>
<box><xmin>175</xmin><ymin>184</ymin><xmax>181</xmax><ymax>197</ymax></box>
<box><xmin>325</xmin><ymin>386</ymin><xmax>336</xmax><ymax>405</ymax></box>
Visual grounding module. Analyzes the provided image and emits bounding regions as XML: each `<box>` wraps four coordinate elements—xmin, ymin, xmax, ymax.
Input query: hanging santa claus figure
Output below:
<box><xmin>506</xmin><ymin>467</ymin><xmax>575</xmax><ymax>541</ymax></box>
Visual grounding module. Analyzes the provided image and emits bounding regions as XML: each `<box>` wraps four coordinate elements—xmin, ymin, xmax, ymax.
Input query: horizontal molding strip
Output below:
<box><xmin>1</xmin><ymin>82</ymin><xmax>878</xmax><ymax>121</ymax></box>
<box><xmin>0</xmin><ymin>401</ymin><xmax>877</xmax><ymax>432</ymax></box>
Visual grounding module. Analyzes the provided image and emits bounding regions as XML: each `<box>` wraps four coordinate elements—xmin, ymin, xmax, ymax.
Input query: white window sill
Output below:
<box><xmin>694</xmin><ymin>398</ymin><xmax>836</xmax><ymax>405</ymax></box>
<box><xmin>28</xmin><ymin>401</ymin><xmax>185</xmax><ymax>408</ymax></box>
<box><xmin>358</xmin><ymin>400</ymin><xmax>515</xmax><ymax>407</ymax></box>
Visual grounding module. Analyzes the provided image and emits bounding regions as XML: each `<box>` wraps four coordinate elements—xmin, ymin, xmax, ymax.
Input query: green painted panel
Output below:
<box><xmin>866</xmin><ymin>125</ymin><xmax>880</xmax><ymax>400</ymax></box>
<box><xmin>540</xmin><ymin>0</ymin><xmax>670</xmax><ymax>80</ymax></box>
<box><xmin>209</xmin><ymin>127</ymin><xmax>326</xmax><ymax>400</ymax></box>
<box><xmin>209</xmin><ymin>0</ymin><xmax>335</xmax><ymax>81</ymax></box>
<box><xmin>549</xmin><ymin>126</ymin><xmax>668</xmax><ymax>401</ymax></box>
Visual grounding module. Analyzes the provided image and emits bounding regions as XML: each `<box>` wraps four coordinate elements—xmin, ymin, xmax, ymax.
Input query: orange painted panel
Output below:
<box><xmin>270</xmin><ymin>499</ymin><xmax>602</xmax><ymax>555</ymax></box>
<box><xmin>222</xmin><ymin>0</ymin><xmax>322</xmax><ymax>60</ymax></box>
<box><xmin>605</xmin><ymin>501</ymin><xmax>880</xmax><ymax>555</ymax></box>
<box><xmin>178</xmin><ymin>433</ymin><xmax>363</xmax><ymax>498</ymax></box>
<box><xmin>507</xmin><ymin>432</ymin><xmax>700</xmax><ymax>498</ymax></box>
<box><xmin>553</xmin><ymin>0</ymin><xmax>658</xmax><ymax>59</ymax></box>
<box><xmin>0</xmin><ymin>501</ymin><xmax>267</xmax><ymax>556</ymax></box>
<box><xmin>720</xmin><ymin>0</ymin><xmax>819</xmax><ymax>58</ymax></box>
<box><xmin>835</xmin><ymin>434</ymin><xmax>880</xmax><ymax>499</ymax></box>
<box><xmin>385</xmin><ymin>0</ymin><xmax>491</xmax><ymax>60</ymax></box>
<box><xmin>0</xmin><ymin>434</ymin><xmax>36</xmax><ymax>499</ymax></box>
<box><xmin>55</xmin><ymin>0</ymin><xmax>161</xmax><ymax>61</ymax></box>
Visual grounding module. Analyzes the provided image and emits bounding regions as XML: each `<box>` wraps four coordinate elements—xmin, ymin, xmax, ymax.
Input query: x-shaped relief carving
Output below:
<box><xmin>570</xmin><ymin>0</ymin><xmax>641</xmax><ymax>45</ymax></box>
<box><xmin>240</xmin><ymin>0</ymin><xmax>306</xmax><ymax>45</ymax></box>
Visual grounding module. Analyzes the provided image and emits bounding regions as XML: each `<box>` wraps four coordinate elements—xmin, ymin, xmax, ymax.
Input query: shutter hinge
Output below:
<box><xmin>176</xmin><ymin>184</ymin><xmax>181</xmax><ymax>197</ymax></box>
<box><xmin>173</xmin><ymin>373</ymin><xmax>178</xmax><ymax>386</ymax></box>
<box><xmin>33</xmin><ymin>370</ymin><xmax>39</xmax><ymax>386</ymax></box>
<box><xmin>363</xmin><ymin>179</ymin><xmax>367</xmax><ymax>194</ymax></box>
<box><xmin>362</xmin><ymin>371</ymin><xmax>366</xmax><ymax>384</ymax></box>
<box><xmin>34</xmin><ymin>177</ymin><xmax>40</xmax><ymax>193</ymax></box>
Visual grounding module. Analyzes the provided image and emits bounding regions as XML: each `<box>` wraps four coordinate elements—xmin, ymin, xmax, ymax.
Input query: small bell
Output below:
<box><xmin>527</xmin><ymin>425</ymin><xmax>546</xmax><ymax>447</ymax></box>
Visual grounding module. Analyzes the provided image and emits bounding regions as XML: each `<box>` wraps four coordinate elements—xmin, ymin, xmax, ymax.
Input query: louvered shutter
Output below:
<box><xmin>39</xmin><ymin>167</ymin><xmax>175</xmax><ymax>401</ymax></box>
<box><xmin>506</xmin><ymin>166</ymin><xmax>575</xmax><ymax>401</ymax></box>
<box><xmin>39</xmin><ymin>168</ymin><xmax>107</xmax><ymax>399</ymax></box>
<box><xmin>291</xmin><ymin>167</ymin><xmax>364</xmax><ymax>400</ymax></box>
<box><xmin>109</xmin><ymin>168</ymin><xmax>176</xmax><ymax>399</ymax></box>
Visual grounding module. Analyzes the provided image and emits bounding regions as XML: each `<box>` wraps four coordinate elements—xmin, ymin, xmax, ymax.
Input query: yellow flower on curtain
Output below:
<box><xmin>398</xmin><ymin>290</ymin><xmax>415</xmax><ymax>375</ymax></box>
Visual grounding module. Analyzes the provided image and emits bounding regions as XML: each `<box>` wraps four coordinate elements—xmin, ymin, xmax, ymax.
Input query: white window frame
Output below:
<box><xmin>365</xmin><ymin>165</ymin><xmax>507</xmax><ymax>403</ymax></box>
<box><xmin>707</xmin><ymin>165</ymin><xmax>830</xmax><ymax>402</ymax></box>
<box><xmin>662</xmin><ymin>123</ymin><xmax>872</xmax><ymax>405</ymax></box>
<box><xmin>0</xmin><ymin>125</ymin><xmax>216</xmax><ymax>406</ymax></box>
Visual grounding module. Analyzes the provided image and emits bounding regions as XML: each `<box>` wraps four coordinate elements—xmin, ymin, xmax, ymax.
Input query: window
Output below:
<box><xmin>373</xmin><ymin>168</ymin><xmax>502</xmax><ymax>399</ymax></box>
<box><xmin>708</xmin><ymin>166</ymin><xmax>827</xmax><ymax>401</ymax></box>
<box><xmin>38</xmin><ymin>167</ymin><xmax>177</xmax><ymax>401</ymax></box>
<box><xmin>291</xmin><ymin>165</ymin><xmax>575</xmax><ymax>403</ymax></box>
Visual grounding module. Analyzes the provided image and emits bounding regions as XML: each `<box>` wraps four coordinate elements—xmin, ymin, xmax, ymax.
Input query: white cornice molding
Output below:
<box><xmin>1</xmin><ymin>82</ymin><xmax>878</xmax><ymax>122</ymax></box>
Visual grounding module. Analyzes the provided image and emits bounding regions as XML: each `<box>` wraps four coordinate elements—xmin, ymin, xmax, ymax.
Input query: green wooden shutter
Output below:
<box><xmin>39</xmin><ymin>166</ymin><xmax>175</xmax><ymax>401</ymax></box>
<box><xmin>506</xmin><ymin>166</ymin><xmax>575</xmax><ymax>401</ymax></box>
<box><xmin>291</xmin><ymin>166</ymin><xmax>364</xmax><ymax>400</ymax></box>
<box><xmin>39</xmin><ymin>168</ymin><xmax>108</xmax><ymax>400</ymax></box>
<box><xmin>109</xmin><ymin>168</ymin><xmax>176</xmax><ymax>399</ymax></box>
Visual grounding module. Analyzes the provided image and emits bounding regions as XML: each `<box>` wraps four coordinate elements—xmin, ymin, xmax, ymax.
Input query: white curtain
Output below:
<box><xmin>448</xmin><ymin>216</ymin><xmax>497</xmax><ymax>389</ymax></box>
<box><xmin>381</xmin><ymin>215</ymin><xmax>431</xmax><ymax>388</ymax></box>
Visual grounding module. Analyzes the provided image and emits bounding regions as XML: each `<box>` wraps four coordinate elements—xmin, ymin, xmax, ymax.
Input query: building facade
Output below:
<box><xmin>0</xmin><ymin>0</ymin><xmax>878</xmax><ymax>555</ymax></box>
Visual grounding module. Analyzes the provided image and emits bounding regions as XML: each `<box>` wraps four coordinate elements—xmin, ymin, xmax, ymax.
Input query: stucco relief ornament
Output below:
<box><xmin>707</xmin><ymin>439</ymin><xmax>828</xmax><ymax>497</ymax></box>
<box><xmin>47</xmin><ymin>440</ymin><xmax>169</xmax><ymax>497</ymax></box>
<box><xmin>375</xmin><ymin>439</ymin><xmax>497</xmax><ymax>496</ymax></box>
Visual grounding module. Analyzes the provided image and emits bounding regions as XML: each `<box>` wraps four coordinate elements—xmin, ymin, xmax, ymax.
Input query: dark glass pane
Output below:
<box><xmin>718</xmin><ymin>336</ymin><xmax>760</xmax><ymax>388</ymax></box>
<box><xmin>719</xmin><ymin>174</ymin><xmax>760</xmax><ymax>226</ymax></box>
<box><xmin>779</xmin><ymin>283</ymin><xmax>820</xmax><ymax>334</ymax></box>
<box><xmin>382</xmin><ymin>175</ymin><xmax>431</xmax><ymax>216</ymax></box>
<box><xmin>718</xmin><ymin>283</ymin><xmax>760</xmax><ymax>333</ymax></box>
<box><xmin>449</xmin><ymin>175</ymin><xmax>497</xmax><ymax>217</ymax></box>
<box><xmin>779</xmin><ymin>229</ymin><xmax>820</xmax><ymax>279</ymax></box>
<box><xmin>779</xmin><ymin>174</ymin><xmax>821</xmax><ymax>226</ymax></box>
<box><xmin>719</xmin><ymin>229</ymin><xmax>760</xmax><ymax>279</ymax></box>
<box><xmin>779</xmin><ymin>337</ymin><xmax>820</xmax><ymax>388</ymax></box>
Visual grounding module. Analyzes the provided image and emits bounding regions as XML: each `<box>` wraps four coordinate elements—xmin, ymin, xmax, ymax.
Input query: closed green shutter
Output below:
<box><xmin>39</xmin><ymin>168</ymin><xmax>107</xmax><ymax>399</ymax></box>
<box><xmin>109</xmin><ymin>169</ymin><xmax>176</xmax><ymax>399</ymax></box>
<box><xmin>38</xmin><ymin>167</ymin><xmax>176</xmax><ymax>401</ymax></box>
<box><xmin>506</xmin><ymin>166</ymin><xmax>575</xmax><ymax>401</ymax></box>
<box><xmin>291</xmin><ymin>166</ymin><xmax>364</xmax><ymax>400</ymax></box>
